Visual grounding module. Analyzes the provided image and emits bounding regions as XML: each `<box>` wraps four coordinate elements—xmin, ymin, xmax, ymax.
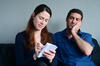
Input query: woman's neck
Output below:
<box><xmin>34</xmin><ymin>30</ymin><xmax>41</xmax><ymax>43</ymax></box>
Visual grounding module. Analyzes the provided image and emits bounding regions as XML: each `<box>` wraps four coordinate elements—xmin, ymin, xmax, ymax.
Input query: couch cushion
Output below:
<box><xmin>0</xmin><ymin>44</ymin><xmax>15</xmax><ymax>66</ymax></box>
<box><xmin>92</xmin><ymin>38</ymin><xmax>100</xmax><ymax>66</ymax></box>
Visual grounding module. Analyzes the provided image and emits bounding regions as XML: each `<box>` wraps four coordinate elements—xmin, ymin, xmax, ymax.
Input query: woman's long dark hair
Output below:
<box><xmin>25</xmin><ymin>4</ymin><xmax>52</xmax><ymax>50</ymax></box>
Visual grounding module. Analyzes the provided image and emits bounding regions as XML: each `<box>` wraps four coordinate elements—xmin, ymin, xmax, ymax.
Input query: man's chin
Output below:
<box><xmin>67</xmin><ymin>28</ymin><xmax>72</xmax><ymax>30</ymax></box>
<box><xmin>69</xmin><ymin>26</ymin><xmax>73</xmax><ymax>29</ymax></box>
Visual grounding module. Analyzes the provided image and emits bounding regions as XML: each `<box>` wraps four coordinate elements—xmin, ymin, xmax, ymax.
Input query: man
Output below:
<box><xmin>52</xmin><ymin>9</ymin><xmax>95</xmax><ymax>66</ymax></box>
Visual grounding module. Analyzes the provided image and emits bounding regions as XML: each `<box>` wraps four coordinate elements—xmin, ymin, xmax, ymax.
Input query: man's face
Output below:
<box><xmin>66</xmin><ymin>13</ymin><xmax>82</xmax><ymax>29</ymax></box>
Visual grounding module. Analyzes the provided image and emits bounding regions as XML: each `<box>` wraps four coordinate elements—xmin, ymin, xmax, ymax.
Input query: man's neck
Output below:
<box><xmin>66</xmin><ymin>29</ymin><xmax>73</xmax><ymax>39</ymax></box>
<box><xmin>66</xmin><ymin>28</ymin><xmax>80</xmax><ymax>39</ymax></box>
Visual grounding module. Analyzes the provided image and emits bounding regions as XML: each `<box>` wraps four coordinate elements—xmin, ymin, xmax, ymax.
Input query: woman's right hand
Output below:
<box><xmin>35</xmin><ymin>42</ymin><xmax>44</xmax><ymax>55</ymax></box>
<box><xmin>33</xmin><ymin>42</ymin><xmax>44</xmax><ymax>60</ymax></box>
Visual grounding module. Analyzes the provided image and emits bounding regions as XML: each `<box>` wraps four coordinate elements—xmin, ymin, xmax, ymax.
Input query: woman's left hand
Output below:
<box><xmin>43</xmin><ymin>50</ymin><xmax>56</xmax><ymax>62</ymax></box>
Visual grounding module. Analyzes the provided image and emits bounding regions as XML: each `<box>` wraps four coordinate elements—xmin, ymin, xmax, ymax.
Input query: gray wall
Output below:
<box><xmin>0</xmin><ymin>0</ymin><xmax>100</xmax><ymax>45</ymax></box>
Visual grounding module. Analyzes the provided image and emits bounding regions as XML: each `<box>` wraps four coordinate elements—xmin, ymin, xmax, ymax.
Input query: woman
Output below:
<box><xmin>15</xmin><ymin>4</ymin><xmax>56</xmax><ymax>66</ymax></box>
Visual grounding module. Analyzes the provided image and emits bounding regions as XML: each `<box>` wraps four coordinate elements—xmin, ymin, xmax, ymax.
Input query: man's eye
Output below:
<box><xmin>69</xmin><ymin>17</ymin><xmax>74</xmax><ymax>19</ymax></box>
<box><xmin>76</xmin><ymin>18</ymin><xmax>81</xmax><ymax>21</ymax></box>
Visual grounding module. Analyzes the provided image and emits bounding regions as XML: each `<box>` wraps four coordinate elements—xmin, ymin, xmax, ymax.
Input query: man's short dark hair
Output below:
<box><xmin>66</xmin><ymin>8</ymin><xmax>83</xmax><ymax>20</ymax></box>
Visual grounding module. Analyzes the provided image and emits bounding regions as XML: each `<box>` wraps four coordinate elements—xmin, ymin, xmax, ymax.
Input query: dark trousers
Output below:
<box><xmin>34</xmin><ymin>57</ymin><xmax>50</xmax><ymax>66</ymax></box>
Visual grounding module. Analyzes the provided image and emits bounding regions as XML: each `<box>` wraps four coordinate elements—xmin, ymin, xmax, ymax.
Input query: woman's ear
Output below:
<box><xmin>32</xmin><ymin>12</ymin><xmax>35</xmax><ymax>17</ymax></box>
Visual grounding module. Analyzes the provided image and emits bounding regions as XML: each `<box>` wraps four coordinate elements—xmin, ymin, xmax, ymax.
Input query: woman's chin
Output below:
<box><xmin>35</xmin><ymin>28</ymin><xmax>42</xmax><ymax>31</ymax></box>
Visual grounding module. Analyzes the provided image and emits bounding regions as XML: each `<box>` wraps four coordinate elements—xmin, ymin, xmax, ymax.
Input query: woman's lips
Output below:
<box><xmin>38</xmin><ymin>24</ymin><xmax>43</xmax><ymax>28</ymax></box>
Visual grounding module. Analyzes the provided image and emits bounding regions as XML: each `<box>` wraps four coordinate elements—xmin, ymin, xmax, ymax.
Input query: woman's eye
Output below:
<box><xmin>39</xmin><ymin>17</ymin><xmax>43</xmax><ymax>20</ymax></box>
<box><xmin>45</xmin><ymin>19</ymin><xmax>48</xmax><ymax>22</ymax></box>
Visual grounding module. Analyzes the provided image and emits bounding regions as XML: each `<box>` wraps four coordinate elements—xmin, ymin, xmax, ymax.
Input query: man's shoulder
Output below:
<box><xmin>53</xmin><ymin>30</ymin><xmax>63</xmax><ymax>36</ymax></box>
<box><xmin>79</xmin><ymin>31</ymin><xmax>92</xmax><ymax>36</ymax></box>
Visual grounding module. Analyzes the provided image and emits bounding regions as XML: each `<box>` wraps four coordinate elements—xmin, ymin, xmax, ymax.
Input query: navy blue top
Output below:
<box><xmin>15</xmin><ymin>31</ymin><xmax>35</xmax><ymax>66</ymax></box>
<box><xmin>51</xmin><ymin>29</ymin><xmax>95</xmax><ymax>66</ymax></box>
<box><xmin>15</xmin><ymin>31</ymin><xmax>52</xmax><ymax>66</ymax></box>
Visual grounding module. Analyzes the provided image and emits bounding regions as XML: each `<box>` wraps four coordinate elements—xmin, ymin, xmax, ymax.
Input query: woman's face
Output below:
<box><xmin>33</xmin><ymin>11</ymin><xmax>50</xmax><ymax>31</ymax></box>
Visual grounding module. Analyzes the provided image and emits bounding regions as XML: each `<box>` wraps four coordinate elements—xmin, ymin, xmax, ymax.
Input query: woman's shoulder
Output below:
<box><xmin>16</xmin><ymin>31</ymin><xmax>26</xmax><ymax>39</ymax></box>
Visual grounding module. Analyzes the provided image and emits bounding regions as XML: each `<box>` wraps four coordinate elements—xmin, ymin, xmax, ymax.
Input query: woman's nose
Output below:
<box><xmin>40</xmin><ymin>21</ymin><xmax>44</xmax><ymax>25</ymax></box>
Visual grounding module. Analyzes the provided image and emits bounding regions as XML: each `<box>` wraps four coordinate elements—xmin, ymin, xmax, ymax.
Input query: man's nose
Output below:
<box><xmin>72</xmin><ymin>19</ymin><xmax>76</xmax><ymax>23</ymax></box>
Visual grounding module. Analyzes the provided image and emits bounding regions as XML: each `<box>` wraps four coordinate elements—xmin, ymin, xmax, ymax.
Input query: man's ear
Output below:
<box><xmin>66</xmin><ymin>19</ymin><xmax>68</xmax><ymax>23</ymax></box>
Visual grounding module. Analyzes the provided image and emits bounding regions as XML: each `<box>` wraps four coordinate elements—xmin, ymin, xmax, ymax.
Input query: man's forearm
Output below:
<box><xmin>72</xmin><ymin>32</ymin><xmax>93</xmax><ymax>56</ymax></box>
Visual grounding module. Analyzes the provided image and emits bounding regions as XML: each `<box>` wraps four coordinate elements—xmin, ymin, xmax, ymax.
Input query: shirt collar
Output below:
<box><xmin>61</xmin><ymin>29</ymin><xmax>82</xmax><ymax>37</ymax></box>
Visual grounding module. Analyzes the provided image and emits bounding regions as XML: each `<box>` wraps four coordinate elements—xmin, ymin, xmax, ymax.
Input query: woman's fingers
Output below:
<box><xmin>35</xmin><ymin>42</ymin><xmax>44</xmax><ymax>54</ymax></box>
<box><xmin>43</xmin><ymin>50</ymin><xmax>56</xmax><ymax>62</ymax></box>
<box><xmin>49</xmin><ymin>50</ymin><xmax>56</xmax><ymax>54</ymax></box>
<box><xmin>44</xmin><ymin>50</ymin><xmax>55</xmax><ymax>56</ymax></box>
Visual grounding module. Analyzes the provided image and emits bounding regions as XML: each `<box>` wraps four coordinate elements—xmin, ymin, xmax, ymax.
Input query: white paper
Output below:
<box><xmin>37</xmin><ymin>43</ymin><xmax>57</xmax><ymax>58</ymax></box>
